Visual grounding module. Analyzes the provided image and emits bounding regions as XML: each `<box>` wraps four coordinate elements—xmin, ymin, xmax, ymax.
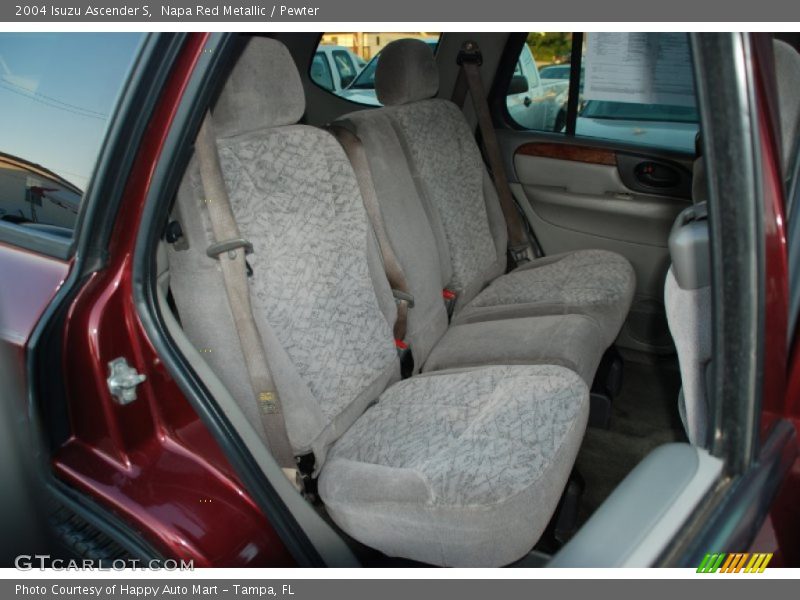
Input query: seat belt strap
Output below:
<box><xmin>194</xmin><ymin>111</ymin><xmax>297</xmax><ymax>471</ymax></box>
<box><xmin>328</xmin><ymin>124</ymin><xmax>416</xmax><ymax>342</ymax></box>
<box><xmin>456</xmin><ymin>41</ymin><xmax>535</xmax><ymax>265</ymax></box>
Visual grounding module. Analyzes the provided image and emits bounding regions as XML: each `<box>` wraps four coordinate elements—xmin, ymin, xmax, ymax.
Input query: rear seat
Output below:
<box><xmin>332</xmin><ymin>108</ymin><xmax>605</xmax><ymax>383</ymax></box>
<box><xmin>339</xmin><ymin>39</ymin><xmax>635</xmax><ymax>353</ymax></box>
<box><xmin>168</xmin><ymin>37</ymin><xmax>589</xmax><ymax>567</ymax></box>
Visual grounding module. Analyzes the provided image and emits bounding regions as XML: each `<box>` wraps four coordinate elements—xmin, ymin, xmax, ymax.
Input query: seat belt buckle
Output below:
<box><xmin>457</xmin><ymin>40</ymin><xmax>483</xmax><ymax>66</ymax></box>
<box><xmin>395</xmin><ymin>339</ymin><xmax>414</xmax><ymax>379</ymax></box>
<box><xmin>295</xmin><ymin>453</ymin><xmax>318</xmax><ymax>502</ymax></box>
<box><xmin>442</xmin><ymin>288</ymin><xmax>457</xmax><ymax>321</ymax></box>
<box><xmin>509</xmin><ymin>244</ymin><xmax>534</xmax><ymax>266</ymax></box>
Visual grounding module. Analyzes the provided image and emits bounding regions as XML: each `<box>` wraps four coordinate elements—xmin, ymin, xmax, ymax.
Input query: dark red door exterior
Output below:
<box><xmin>4</xmin><ymin>33</ymin><xmax>294</xmax><ymax>567</ymax></box>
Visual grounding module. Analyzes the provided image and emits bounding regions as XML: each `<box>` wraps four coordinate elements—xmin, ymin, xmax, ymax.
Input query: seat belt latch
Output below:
<box><xmin>295</xmin><ymin>453</ymin><xmax>318</xmax><ymax>502</ymax></box>
<box><xmin>509</xmin><ymin>243</ymin><xmax>534</xmax><ymax>266</ymax></box>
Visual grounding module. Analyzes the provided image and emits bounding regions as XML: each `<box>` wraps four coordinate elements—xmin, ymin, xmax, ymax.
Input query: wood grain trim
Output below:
<box><xmin>516</xmin><ymin>142</ymin><xmax>617</xmax><ymax>166</ymax></box>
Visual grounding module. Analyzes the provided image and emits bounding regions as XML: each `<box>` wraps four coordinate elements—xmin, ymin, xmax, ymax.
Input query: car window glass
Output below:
<box><xmin>349</xmin><ymin>57</ymin><xmax>378</xmax><ymax>90</ymax></box>
<box><xmin>506</xmin><ymin>32</ymin><xmax>699</xmax><ymax>154</ymax></box>
<box><xmin>310</xmin><ymin>52</ymin><xmax>334</xmax><ymax>91</ymax></box>
<box><xmin>505</xmin><ymin>33</ymin><xmax>572</xmax><ymax>133</ymax></box>
<box><xmin>577</xmin><ymin>33</ymin><xmax>697</xmax><ymax>153</ymax></box>
<box><xmin>0</xmin><ymin>33</ymin><xmax>143</xmax><ymax>240</ymax></box>
<box><xmin>312</xmin><ymin>33</ymin><xmax>441</xmax><ymax>106</ymax></box>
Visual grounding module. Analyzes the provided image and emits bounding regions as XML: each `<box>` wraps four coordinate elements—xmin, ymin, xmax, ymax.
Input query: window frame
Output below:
<box><xmin>494</xmin><ymin>32</ymin><xmax>700</xmax><ymax>156</ymax></box>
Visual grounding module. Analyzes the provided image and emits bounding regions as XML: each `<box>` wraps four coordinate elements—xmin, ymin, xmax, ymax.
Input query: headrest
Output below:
<box><xmin>214</xmin><ymin>37</ymin><xmax>305</xmax><ymax>138</ymax></box>
<box><xmin>375</xmin><ymin>39</ymin><xmax>439</xmax><ymax>106</ymax></box>
<box><xmin>774</xmin><ymin>39</ymin><xmax>800</xmax><ymax>174</ymax></box>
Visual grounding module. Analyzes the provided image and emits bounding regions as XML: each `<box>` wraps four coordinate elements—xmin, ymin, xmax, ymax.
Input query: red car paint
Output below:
<box><xmin>0</xmin><ymin>242</ymin><xmax>69</xmax><ymax>413</ymax></box>
<box><xmin>754</xmin><ymin>36</ymin><xmax>789</xmax><ymax>433</ymax></box>
<box><xmin>0</xmin><ymin>242</ymin><xmax>69</xmax><ymax>351</ymax></box>
<box><xmin>750</xmin><ymin>33</ymin><xmax>800</xmax><ymax>567</ymax></box>
<box><xmin>51</xmin><ymin>33</ymin><xmax>294</xmax><ymax>567</ymax></box>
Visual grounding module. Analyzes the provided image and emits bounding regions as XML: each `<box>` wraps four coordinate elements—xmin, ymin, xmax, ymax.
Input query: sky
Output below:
<box><xmin>0</xmin><ymin>33</ymin><xmax>144</xmax><ymax>192</ymax></box>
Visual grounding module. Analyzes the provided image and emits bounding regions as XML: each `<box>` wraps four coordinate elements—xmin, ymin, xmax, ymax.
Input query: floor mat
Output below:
<box><xmin>574</xmin><ymin>352</ymin><xmax>687</xmax><ymax>526</ymax></box>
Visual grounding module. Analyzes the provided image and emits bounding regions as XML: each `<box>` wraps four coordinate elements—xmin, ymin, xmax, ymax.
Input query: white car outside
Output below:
<box><xmin>311</xmin><ymin>45</ymin><xmax>365</xmax><ymax>94</ymax></box>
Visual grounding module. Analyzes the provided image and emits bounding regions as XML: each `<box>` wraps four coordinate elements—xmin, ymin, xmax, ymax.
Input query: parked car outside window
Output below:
<box><xmin>313</xmin><ymin>34</ymin><xmax>441</xmax><ymax>106</ymax></box>
<box><xmin>310</xmin><ymin>45</ymin><xmax>364</xmax><ymax>93</ymax></box>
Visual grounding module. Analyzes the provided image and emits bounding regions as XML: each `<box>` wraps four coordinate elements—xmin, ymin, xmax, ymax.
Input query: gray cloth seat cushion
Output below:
<box><xmin>423</xmin><ymin>313</ymin><xmax>605</xmax><ymax>385</ymax></box>
<box><xmin>454</xmin><ymin>250</ymin><xmax>636</xmax><ymax>347</ymax></box>
<box><xmin>319</xmin><ymin>364</ymin><xmax>589</xmax><ymax>567</ymax></box>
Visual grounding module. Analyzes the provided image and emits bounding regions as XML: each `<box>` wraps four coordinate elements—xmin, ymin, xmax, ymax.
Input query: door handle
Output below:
<box><xmin>634</xmin><ymin>161</ymin><xmax>679</xmax><ymax>188</ymax></box>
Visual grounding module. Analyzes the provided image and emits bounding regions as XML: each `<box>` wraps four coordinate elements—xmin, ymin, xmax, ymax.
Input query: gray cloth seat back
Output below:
<box><xmin>666</xmin><ymin>157</ymin><xmax>711</xmax><ymax>446</ymax></box>
<box><xmin>370</xmin><ymin>39</ymin><xmax>509</xmax><ymax>308</ymax></box>
<box><xmin>169</xmin><ymin>38</ymin><xmax>400</xmax><ymax>465</ymax></box>
<box><xmin>333</xmin><ymin>112</ymin><xmax>450</xmax><ymax>365</ymax></box>
<box><xmin>665</xmin><ymin>267</ymin><xmax>711</xmax><ymax>446</ymax></box>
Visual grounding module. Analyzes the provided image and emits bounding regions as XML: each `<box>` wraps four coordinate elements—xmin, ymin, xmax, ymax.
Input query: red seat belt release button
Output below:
<box><xmin>394</xmin><ymin>339</ymin><xmax>413</xmax><ymax>379</ymax></box>
<box><xmin>442</xmin><ymin>289</ymin><xmax>457</xmax><ymax>321</ymax></box>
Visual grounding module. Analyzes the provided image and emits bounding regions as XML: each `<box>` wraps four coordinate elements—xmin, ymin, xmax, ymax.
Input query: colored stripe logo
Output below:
<box><xmin>697</xmin><ymin>553</ymin><xmax>773</xmax><ymax>573</ymax></box>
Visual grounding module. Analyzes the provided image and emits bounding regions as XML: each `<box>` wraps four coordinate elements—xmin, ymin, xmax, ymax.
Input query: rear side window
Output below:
<box><xmin>311</xmin><ymin>33</ymin><xmax>441</xmax><ymax>106</ymax></box>
<box><xmin>0</xmin><ymin>33</ymin><xmax>143</xmax><ymax>241</ymax></box>
<box><xmin>506</xmin><ymin>32</ymin><xmax>699</xmax><ymax>154</ymax></box>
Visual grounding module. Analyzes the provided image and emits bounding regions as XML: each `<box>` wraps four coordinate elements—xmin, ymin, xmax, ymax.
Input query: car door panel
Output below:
<box><xmin>502</xmin><ymin>133</ymin><xmax>694</xmax><ymax>353</ymax></box>
<box><xmin>515</xmin><ymin>152</ymin><xmax>688</xmax><ymax>246</ymax></box>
